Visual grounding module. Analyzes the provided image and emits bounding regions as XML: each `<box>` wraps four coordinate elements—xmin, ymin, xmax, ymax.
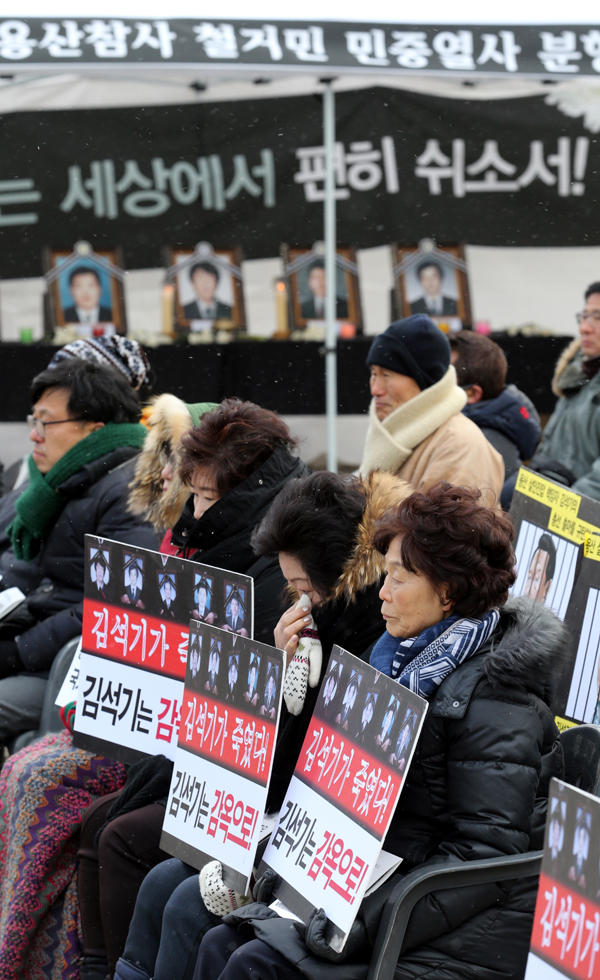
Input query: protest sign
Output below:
<box><xmin>55</xmin><ymin>637</ymin><xmax>82</xmax><ymax>708</ymax></box>
<box><xmin>259</xmin><ymin>644</ymin><xmax>427</xmax><ymax>951</ymax></box>
<box><xmin>556</xmin><ymin>543</ymin><xmax>600</xmax><ymax>727</ymax></box>
<box><xmin>73</xmin><ymin>534</ymin><xmax>253</xmax><ymax>764</ymax></box>
<box><xmin>160</xmin><ymin>621</ymin><xmax>284</xmax><ymax>892</ymax></box>
<box><xmin>509</xmin><ymin>471</ymin><xmax>600</xmax><ymax>730</ymax></box>
<box><xmin>524</xmin><ymin>777</ymin><xmax>600</xmax><ymax>980</ymax></box>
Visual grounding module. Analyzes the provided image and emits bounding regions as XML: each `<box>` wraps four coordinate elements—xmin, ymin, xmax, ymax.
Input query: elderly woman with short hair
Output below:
<box><xmin>194</xmin><ymin>482</ymin><xmax>566</xmax><ymax>980</ymax></box>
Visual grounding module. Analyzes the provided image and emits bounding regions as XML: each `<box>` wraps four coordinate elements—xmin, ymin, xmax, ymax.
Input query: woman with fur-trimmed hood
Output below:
<box><xmin>128</xmin><ymin>394</ymin><xmax>217</xmax><ymax>544</ymax></box>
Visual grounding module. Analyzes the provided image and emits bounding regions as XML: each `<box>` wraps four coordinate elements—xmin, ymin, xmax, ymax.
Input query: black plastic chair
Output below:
<box><xmin>8</xmin><ymin>636</ymin><xmax>80</xmax><ymax>755</ymax></box>
<box><xmin>367</xmin><ymin>724</ymin><xmax>600</xmax><ymax>980</ymax></box>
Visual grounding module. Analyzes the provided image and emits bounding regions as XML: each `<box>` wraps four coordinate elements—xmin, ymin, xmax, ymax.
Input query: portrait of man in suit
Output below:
<box><xmin>223</xmin><ymin>590</ymin><xmax>248</xmax><ymax>637</ymax></box>
<box><xmin>183</xmin><ymin>262</ymin><xmax>232</xmax><ymax>321</ymax></box>
<box><xmin>192</xmin><ymin>579</ymin><xmax>215</xmax><ymax>624</ymax></box>
<box><xmin>260</xmin><ymin>666</ymin><xmax>278</xmax><ymax>719</ymax></box>
<box><xmin>335</xmin><ymin>674</ymin><xmax>359</xmax><ymax>732</ymax></box>
<box><xmin>90</xmin><ymin>548</ymin><xmax>111</xmax><ymax>601</ymax></box>
<box><xmin>205</xmin><ymin>639</ymin><xmax>221</xmax><ymax>694</ymax></box>
<box><xmin>376</xmin><ymin>697</ymin><xmax>399</xmax><ymax>753</ymax></box>
<box><xmin>244</xmin><ymin>656</ymin><xmax>260</xmax><ymax>706</ymax></box>
<box><xmin>63</xmin><ymin>266</ymin><xmax>113</xmax><ymax>325</ymax></box>
<box><xmin>189</xmin><ymin>635</ymin><xmax>202</xmax><ymax>689</ymax></box>
<box><xmin>225</xmin><ymin>654</ymin><xmax>240</xmax><ymax>704</ymax></box>
<box><xmin>159</xmin><ymin>574</ymin><xmax>177</xmax><ymax>619</ymax></box>
<box><xmin>300</xmin><ymin>259</ymin><xmax>348</xmax><ymax>320</ymax></box>
<box><xmin>410</xmin><ymin>260</ymin><xmax>458</xmax><ymax>317</ymax></box>
<box><xmin>356</xmin><ymin>692</ymin><xmax>376</xmax><ymax>744</ymax></box>
<box><xmin>121</xmin><ymin>559</ymin><xmax>145</xmax><ymax>610</ymax></box>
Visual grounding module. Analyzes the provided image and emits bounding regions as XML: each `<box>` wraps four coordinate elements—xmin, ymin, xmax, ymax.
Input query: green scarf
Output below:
<box><xmin>7</xmin><ymin>422</ymin><xmax>147</xmax><ymax>562</ymax></box>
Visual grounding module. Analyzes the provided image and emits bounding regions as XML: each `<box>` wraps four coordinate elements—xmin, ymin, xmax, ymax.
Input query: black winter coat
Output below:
<box><xmin>229</xmin><ymin>597</ymin><xmax>566</xmax><ymax>980</ymax></box>
<box><xmin>0</xmin><ymin>448</ymin><xmax>158</xmax><ymax>674</ymax></box>
<box><xmin>171</xmin><ymin>445</ymin><xmax>308</xmax><ymax>647</ymax></box>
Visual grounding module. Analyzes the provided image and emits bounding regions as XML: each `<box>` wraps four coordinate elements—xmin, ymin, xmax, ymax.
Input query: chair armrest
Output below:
<box><xmin>367</xmin><ymin>850</ymin><xmax>543</xmax><ymax>980</ymax></box>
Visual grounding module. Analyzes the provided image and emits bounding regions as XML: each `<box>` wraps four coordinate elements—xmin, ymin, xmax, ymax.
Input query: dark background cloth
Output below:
<box><xmin>0</xmin><ymin>335</ymin><xmax>570</xmax><ymax>424</ymax></box>
<box><xmin>0</xmin><ymin>88</ymin><xmax>596</xmax><ymax>280</ymax></box>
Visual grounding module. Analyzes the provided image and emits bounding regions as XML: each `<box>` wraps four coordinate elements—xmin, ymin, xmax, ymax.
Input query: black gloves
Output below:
<box><xmin>294</xmin><ymin>908</ymin><xmax>368</xmax><ymax>963</ymax></box>
<box><xmin>252</xmin><ymin>868</ymin><xmax>278</xmax><ymax>904</ymax></box>
<box><xmin>0</xmin><ymin>639</ymin><xmax>23</xmax><ymax>679</ymax></box>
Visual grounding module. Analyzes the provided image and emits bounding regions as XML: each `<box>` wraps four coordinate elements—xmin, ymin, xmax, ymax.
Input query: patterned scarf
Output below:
<box><xmin>370</xmin><ymin>608</ymin><xmax>499</xmax><ymax>700</ymax></box>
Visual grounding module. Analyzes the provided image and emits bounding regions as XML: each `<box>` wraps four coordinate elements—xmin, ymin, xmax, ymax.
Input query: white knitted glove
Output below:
<box><xmin>283</xmin><ymin>594</ymin><xmax>323</xmax><ymax>717</ymax></box>
<box><xmin>199</xmin><ymin>860</ymin><xmax>251</xmax><ymax>917</ymax></box>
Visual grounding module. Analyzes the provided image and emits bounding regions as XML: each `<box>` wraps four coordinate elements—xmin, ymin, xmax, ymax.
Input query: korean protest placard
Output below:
<box><xmin>508</xmin><ymin>469</ymin><xmax>600</xmax><ymax>730</ymax></box>
<box><xmin>160</xmin><ymin>621</ymin><xmax>284</xmax><ymax>891</ymax></box>
<box><xmin>524</xmin><ymin>778</ymin><xmax>600</xmax><ymax>980</ymax></box>
<box><xmin>259</xmin><ymin>644</ymin><xmax>427</xmax><ymax>951</ymax></box>
<box><xmin>73</xmin><ymin>534</ymin><xmax>253</xmax><ymax>764</ymax></box>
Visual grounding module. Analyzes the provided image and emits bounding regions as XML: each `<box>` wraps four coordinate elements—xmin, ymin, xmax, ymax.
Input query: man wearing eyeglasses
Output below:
<box><xmin>529</xmin><ymin>282</ymin><xmax>600</xmax><ymax>501</ymax></box>
<box><xmin>0</xmin><ymin>359</ymin><xmax>157</xmax><ymax>743</ymax></box>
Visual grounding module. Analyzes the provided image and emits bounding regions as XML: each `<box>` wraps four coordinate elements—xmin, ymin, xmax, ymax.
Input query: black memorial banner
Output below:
<box><xmin>2</xmin><ymin>20</ymin><xmax>600</xmax><ymax>76</ymax></box>
<box><xmin>0</xmin><ymin>87</ymin><xmax>595</xmax><ymax>279</ymax></box>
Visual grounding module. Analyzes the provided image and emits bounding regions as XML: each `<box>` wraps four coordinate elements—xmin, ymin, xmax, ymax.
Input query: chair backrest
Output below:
<box><xmin>38</xmin><ymin>636</ymin><xmax>81</xmax><ymax>735</ymax></box>
<box><xmin>560</xmin><ymin>724</ymin><xmax>600</xmax><ymax>797</ymax></box>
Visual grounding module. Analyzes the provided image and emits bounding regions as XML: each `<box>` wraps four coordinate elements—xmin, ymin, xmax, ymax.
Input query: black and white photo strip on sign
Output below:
<box><xmin>73</xmin><ymin>534</ymin><xmax>254</xmax><ymax>765</ymax></box>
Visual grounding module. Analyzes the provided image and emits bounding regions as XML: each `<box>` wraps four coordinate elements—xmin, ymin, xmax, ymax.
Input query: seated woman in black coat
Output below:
<box><xmin>77</xmin><ymin>399</ymin><xmax>308</xmax><ymax>980</ymax></box>
<box><xmin>193</xmin><ymin>482</ymin><xmax>566</xmax><ymax>980</ymax></box>
<box><xmin>111</xmin><ymin>470</ymin><xmax>410</xmax><ymax>980</ymax></box>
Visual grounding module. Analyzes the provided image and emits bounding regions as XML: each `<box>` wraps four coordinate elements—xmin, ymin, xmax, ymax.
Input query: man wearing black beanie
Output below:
<box><xmin>359</xmin><ymin>315</ymin><xmax>504</xmax><ymax>506</ymax></box>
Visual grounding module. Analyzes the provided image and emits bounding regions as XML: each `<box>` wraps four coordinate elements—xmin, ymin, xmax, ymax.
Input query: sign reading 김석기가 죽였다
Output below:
<box><xmin>259</xmin><ymin>645</ymin><xmax>427</xmax><ymax>950</ymax></box>
<box><xmin>160</xmin><ymin>620</ymin><xmax>284</xmax><ymax>891</ymax></box>
<box><xmin>73</xmin><ymin>534</ymin><xmax>253</xmax><ymax>764</ymax></box>
<box><xmin>524</xmin><ymin>778</ymin><xmax>600</xmax><ymax>980</ymax></box>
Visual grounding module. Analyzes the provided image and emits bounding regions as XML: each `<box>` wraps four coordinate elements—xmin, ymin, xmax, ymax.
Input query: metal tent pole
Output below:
<box><xmin>323</xmin><ymin>81</ymin><xmax>338</xmax><ymax>474</ymax></box>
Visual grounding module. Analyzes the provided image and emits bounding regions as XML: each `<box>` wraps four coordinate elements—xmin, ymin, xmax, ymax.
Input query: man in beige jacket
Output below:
<box><xmin>359</xmin><ymin>315</ymin><xmax>504</xmax><ymax>507</ymax></box>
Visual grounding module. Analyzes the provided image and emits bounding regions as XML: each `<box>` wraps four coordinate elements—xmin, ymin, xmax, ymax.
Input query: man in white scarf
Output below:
<box><xmin>359</xmin><ymin>315</ymin><xmax>504</xmax><ymax>508</ymax></box>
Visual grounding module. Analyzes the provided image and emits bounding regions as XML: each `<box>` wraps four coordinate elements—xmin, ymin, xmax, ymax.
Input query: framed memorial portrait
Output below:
<box><xmin>88</xmin><ymin>542</ymin><xmax>112</xmax><ymax>602</ymax></box>
<box><xmin>282</xmin><ymin>245</ymin><xmax>362</xmax><ymax>334</ymax></box>
<box><xmin>165</xmin><ymin>244</ymin><xmax>245</xmax><ymax>335</ymax></box>
<box><xmin>393</xmin><ymin>241</ymin><xmax>472</xmax><ymax>332</ymax></box>
<box><xmin>43</xmin><ymin>243</ymin><xmax>127</xmax><ymax>338</ymax></box>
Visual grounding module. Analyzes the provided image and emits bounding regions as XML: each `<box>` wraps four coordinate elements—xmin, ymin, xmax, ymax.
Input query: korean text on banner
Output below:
<box><xmin>524</xmin><ymin>777</ymin><xmax>600</xmax><ymax>980</ymax></box>
<box><xmin>260</xmin><ymin>644</ymin><xmax>427</xmax><ymax>951</ymax></box>
<box><xmin>161</xmin><ymin>620</ymin><xmax>284</xmax><ymax>889</ymax></box>
<box><xmin>73</xmin><ymin>534</ymin><xmax>253</xmax><ymax>764</ymax></box>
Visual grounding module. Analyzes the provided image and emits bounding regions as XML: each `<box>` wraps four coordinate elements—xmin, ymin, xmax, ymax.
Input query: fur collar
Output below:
<box><xmin>552</xmin><ymin>338</ymin><xmax>582</xmax><ymax>397</ymax></box>
<box><xmin>332</xmin><ymin>470</ymin><xmax>411</xmax><ymax>601</ymax></box>
<box><xmin>128</xmin><ymin>393</ymin><xmax>193</xmax><ymax>531</ymax></box>
<box><xmin>482</xmin><ymin>595</ymin><xmax>569</xmax><ymax>693</ymax></box>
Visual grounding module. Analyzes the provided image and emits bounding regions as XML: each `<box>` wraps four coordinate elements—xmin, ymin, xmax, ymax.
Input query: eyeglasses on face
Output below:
<box><xmin>576</xmin><ymin>311</ymin><xmax>600</xmax><ymax>325</ymax></box>
<box><xmin>27</xmin><ymin>415</ymin><xmax>85</xmax><ymax>437</ymax></box>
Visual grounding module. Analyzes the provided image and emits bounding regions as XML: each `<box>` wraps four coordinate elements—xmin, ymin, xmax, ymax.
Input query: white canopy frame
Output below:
<box><xmin>3</xmin><ymin>9</ymin><xmax>600</xmax><ymax>471</ymax></box>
